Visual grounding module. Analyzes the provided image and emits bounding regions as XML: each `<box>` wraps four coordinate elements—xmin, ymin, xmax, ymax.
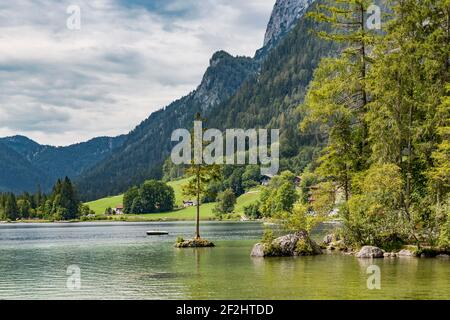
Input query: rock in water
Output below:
<box><xmin>398</xmin><ymin>249</ymin><xmax>415</xmax><ymax>257</ymax></box>
<box><xmin>250</xmin><ymin>243</ymin><xmax>266</xmax><ymax>257</ymax></box>
<box><xmin>251</xmin><ymin>231</ymin><xmax>322</xmax><ymax>257</ymax></box>
<box><xmin>175</xmin><ymin>238</ymin><xmax>215</xmax><ymax>248</ymax></box>
<box><xmin>322</xmin><ymin>234</ymin><xmax>335</xmax><ymax>246</ymax></box>
<box><xmin>356</xmin><ymin>246</ymin><xmax>384</xmax><ymax>259</ymax></box>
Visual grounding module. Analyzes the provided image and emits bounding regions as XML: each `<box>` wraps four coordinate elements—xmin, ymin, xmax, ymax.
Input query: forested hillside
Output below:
<box><xmin>0</xmin><ymin>135</ymin><xmax>126</xmax><ymax>193</ymax></box>
<box><xmin>76</xmin><ymin>0</ymin><xmax>334</xmax><ymax>201</ymax></box>
<box><xmin>0</xmin><ymin>0</ymin><xmax>318</xmax><ymax>198</ymax></box>
<box><xmin>75</xmin><ymin>53</ymin><xmax>263</xmax><ymax>200</ymax></box>
<box><xmin>0</xmin><ymin>141</ymin><xmax>50</xmax><ymax>193</ymax></box>
<box><xmin>291</xmin><ymin>0</ymin><xmax>450</xmax><ymax>250</ymax></box>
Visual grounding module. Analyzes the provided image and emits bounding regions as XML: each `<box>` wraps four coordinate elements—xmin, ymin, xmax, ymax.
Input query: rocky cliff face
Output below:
<box><xmin>76</xmin><ymin>51</ymin><xmax>259</xmax><ymax>200</ymax></box>
<box><xmin>3</xmin><ymin>0</ymin><xmax>321</xmax><ymax>197</ymax></box>
<box><xmin>193</xmin><ymin>51</ymin><xmax>258</xmax><ymax>112</ymax></box>
<box><xmin>256</xmin><ymin>0</ymin><xmax>314</xmax><ymax>59</ymax></box>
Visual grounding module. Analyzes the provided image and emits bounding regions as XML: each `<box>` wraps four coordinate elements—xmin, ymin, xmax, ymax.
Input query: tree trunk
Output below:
<box><xmin>195</xmin><ymin>167</ymin><xmax>201</xmax><ymax>239</ymax></box>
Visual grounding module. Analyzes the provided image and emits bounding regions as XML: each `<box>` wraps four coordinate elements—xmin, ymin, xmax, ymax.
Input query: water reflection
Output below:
<box><xmin>0</xmin><ymin>222</ymin><xmax>448</xmax><ymax>299</ymax></box>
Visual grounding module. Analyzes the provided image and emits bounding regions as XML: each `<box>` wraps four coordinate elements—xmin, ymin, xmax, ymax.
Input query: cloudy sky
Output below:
<box><xmin>0</xmin><ymin>0</ymin><xmax>274</xmax><ymax>146</ymax></box>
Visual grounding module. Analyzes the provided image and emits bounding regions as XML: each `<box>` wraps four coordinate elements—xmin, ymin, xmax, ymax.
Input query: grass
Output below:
<box><xmin>85</xmin><ymin>177</ymin><xmax>190</xmax><ymax>215</ymax></box>
<box><xmin>84</xmin><ymin>178</ymin><xmax>261</xmax><ymax>222</ymax></box>
<box><xmin>167</xmin><ymin>177</ymin><xmax>192</xmax><ymax>207</ymax></box>
<box><xmin>235</xmin><ymin>188</ymin><xmax>260</xmax><ymax>214</ymax></box>
<box><xmin>86</xmin><ymin>194</ymin><xmax>124</xmax><ymax>215</ymax></box>
<box><xmin>106</xmin><ymin>203</ymin><xmax>216</xmax><ymax>222</ymax></box>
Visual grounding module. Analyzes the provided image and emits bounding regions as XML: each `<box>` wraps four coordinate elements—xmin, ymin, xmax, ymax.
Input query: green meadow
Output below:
<box><xmin>85</xmin><ymin>178</ymin><xmax>261</xmax><ymax>221</ymax></box>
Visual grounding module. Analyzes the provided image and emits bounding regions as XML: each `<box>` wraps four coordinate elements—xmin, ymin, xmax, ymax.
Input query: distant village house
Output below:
<box><xmin>183</xmin><ymin>200</ymin><xmax>196</xmax><ymax>208</ymax></box>
<box><xmin>261</xmin><ymin>174</ymin><xmax>274</xmax><ymax>186</ymax></box>
<box><xmin>114</xmin><ymin>204</ymin><xmax>124</xmax><ymax>215</ymax></box>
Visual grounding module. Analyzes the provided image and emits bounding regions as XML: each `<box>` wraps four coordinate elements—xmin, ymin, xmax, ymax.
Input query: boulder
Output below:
<box><xmin>322</xmin><ymin>234</ymin><xmax>341</xmax><ymax>246</ymax></box>
<box><xmin>384</xmin><ymin>252</ymin><xmax>398</xmax><ymax>258</ymax></box>
<box><xmin>356</xmin><ymin>246</ymin><xmax>384</xmax><ymax>259</ymax></box>
<box><xmin>250</xmin><ymin>243</ymin><xmax>266</xmax><ymax>257</ymax></box>
<box><xmin>436</xmin><ymin>254</ymin><xmax>450</xmax><ymax>259</ymax></box>
<box><xmin>323</xmin><ymin>234</ymin><xmax>334</xmax><ymax>246</ymax></box>
<box><xmin>251</xmin><ymin>231</ymin><xmax>322</xmax><ymax>257</ymax></box>
<box><xmin>398</xmin><ymin>249</ymin><xmax>415</xmax><ymax>257</ymax></box>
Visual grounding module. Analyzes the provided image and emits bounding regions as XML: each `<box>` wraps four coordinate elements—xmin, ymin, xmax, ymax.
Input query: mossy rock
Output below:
<box><xmin>175</xmin><ymin>238</ymin><xmax>215</xmax><ymax>248</ymax></box>
<box><xmin>295</xmin><ymin>239</ymin><xmax>316</xmax><ymax>256</ymax></box>
<box><xmin>251</xmin><ymin>231</ymin><xmax>322</xmax><ymax>257</ymax></box>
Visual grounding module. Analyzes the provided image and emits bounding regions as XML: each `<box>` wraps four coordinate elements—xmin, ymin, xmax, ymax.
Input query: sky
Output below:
<box><xmin>0</xmin><ymin>0</ymin><xmax>274</xmax><ymax>146</ymax></box>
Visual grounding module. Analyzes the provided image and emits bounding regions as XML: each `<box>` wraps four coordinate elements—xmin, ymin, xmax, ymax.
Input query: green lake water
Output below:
<box><xmin>0</xmin><ymin>221</ymin><xmax>448</xmax><ymax>300</ymax></box>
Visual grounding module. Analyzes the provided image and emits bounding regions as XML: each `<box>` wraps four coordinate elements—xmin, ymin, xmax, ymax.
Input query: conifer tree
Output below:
<box><xmin>182</xmin><ymin>114</ymin><xmax>221</xmax><ymax>239</ymax></box>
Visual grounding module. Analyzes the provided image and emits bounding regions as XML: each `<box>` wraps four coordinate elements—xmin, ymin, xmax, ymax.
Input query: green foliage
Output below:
<box><xmin>260</xmin><ymin>171</ymin><xmax>299</xmax><ymax>217</ymax></box>
<box><xmin>280</xmin><ymin>202</ymin><xmax>324</xmax><ymax>233</ymax></box>
<box><xmin>123</xmin><ymin>180</ymin><xmax>175</xmax><ymax>214</ymax></box>
<box><xmin>176</xmin><ymin>236</ymin><xmax>185</xmax><ymax>244</ymax></box>
<box><xmin>261</xmin><ymin>228</ymin><xmax>275</xmax><ymax>244</ymax></box>
<box><xmin>1</xmin><ymin>193</ymin><xmax>18</xmax><ymax>220</ymax></box>
<box><xmin>344</xmin><ymin>164</ymin><xmax>407</xmax><ymax>248</ymax></box>
<box><xmin>427</xmin><ymin>88</ymin><xmax>450</xmax><ymax>200</ymax></box>
<box><xmin>243</xmin><ymin>201</ymin><xmax>262</xmax><ymax>219</ymax></box>
<box><xmin>437</xmin><ymin>197</ymin><xmax>450</xmax><ymax>249</ymax></box>
<box><xmin>123</xmin><ymin>186</ymin><xmax>139</xmax><ymax>214</ymax></box>
<box><xmin>79</xmin><ymin>204</ymin><xmax>94</xmax><ymax>216</ymax></box>
<box><xmin>241</xmin><ymin>165</ymin><xmax>261</xmax><ymax>190</ymax></box>
<box><xmin>162</xmin><ymin>158</ymin><xmax>185</xmax><ymax>182</ymax></box>
<box><xmin>300</xmin><ymin>0</ymin><xmax>450</xmax><ymax>249</ymax></box>
<box><xmin>0</xmin><ymin>177</ymin><xmax>88</xmax><ymax>221</ymax></box>
<box><xmin>213</xmin><ymin>189</ymin><xmax>237</xmax><ymax>217</ymax></box>
<box><xmin>50</xmin><ymin>177</ymin><xmax>79</xmax><ymax>220</ymax></box>
<box><xmin>294</xmin><ymin>238</ymin><xmax>315</xmax><ymax>256</ymax></box>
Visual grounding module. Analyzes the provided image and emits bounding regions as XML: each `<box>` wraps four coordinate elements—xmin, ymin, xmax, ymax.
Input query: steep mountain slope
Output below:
<box><xmin>1</xmin><ymin>0</ymin><xmax>320</xmax><ymax>197</ymax></box>
<box><xmin>255</xmin><ymin>0</ymin><xmax>315</xmax><ymax>60</ymax></box>
<box><xmin>0</xmin><ymin>142</ymin><xmax>50</xmax><ymax>193</ymax></box>
<box><xmin>77</xmin><ymin>52</ymin><xmax>259</xmax><ymax>200</ymax></box>
<box><xmin>0</xmin><ymin>135</ymin><xmax>126</xmax><ymax>192</ymax></box>
<box><xmin>208</xmin><ymin>0</ymin><xmax>335</xmax><ymax>170</ymax></box>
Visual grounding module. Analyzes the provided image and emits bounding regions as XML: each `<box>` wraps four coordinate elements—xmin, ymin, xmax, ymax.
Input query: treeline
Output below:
<box><xmin>164</xmin><ymin>161</ymin><xmax>263</xmax><ymax>199</ymax></box>
<box><xmin>286</xmin><ymin>0</ymin><xmax>450</xmax><ymax>250</ymax></box>
<box><xmin>123</xmin><ymin>180</ymin><xmax>175</xmax><ymax>214</ymax></box>
<box><xmin>125</xmin><ymin>163</ymin><xmax>264</xmax><ymax>215</ymax></box>
<box><xmin>0</xmin><ymin>177</ymin><xmax>93</xmax><ymax>221</ymax></box>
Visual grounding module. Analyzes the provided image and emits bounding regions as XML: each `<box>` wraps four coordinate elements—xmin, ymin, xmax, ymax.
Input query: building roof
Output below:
<box><xmin>116</xmin><ymin>204</ymin><xmax>124</xmax><ymax>209</ymax></box>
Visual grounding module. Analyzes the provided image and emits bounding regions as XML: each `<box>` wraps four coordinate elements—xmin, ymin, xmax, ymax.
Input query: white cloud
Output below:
<box><xmin>0</xmin><ymin>0</ymin><xmax>274</xmax><ymax>146</ymax></box>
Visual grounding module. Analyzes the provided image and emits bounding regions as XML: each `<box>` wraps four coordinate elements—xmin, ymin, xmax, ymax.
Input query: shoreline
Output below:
<box><xmin>0</xmin><ymin>217</ymin><xmax>257</xmax><ymax>225</ymax></box>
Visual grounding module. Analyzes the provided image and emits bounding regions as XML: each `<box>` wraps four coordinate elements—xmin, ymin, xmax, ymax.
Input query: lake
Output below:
<box><xmin>0</xmin><ymin>221</ymin><xmax>449</xmax><ymax>300</ymax></box>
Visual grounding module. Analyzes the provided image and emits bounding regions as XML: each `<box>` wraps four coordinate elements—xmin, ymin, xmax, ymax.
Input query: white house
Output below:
<box><xmin>114</xmin><ymin>204</ymin><xmax>124</xmax><ymax>215</ymax></box>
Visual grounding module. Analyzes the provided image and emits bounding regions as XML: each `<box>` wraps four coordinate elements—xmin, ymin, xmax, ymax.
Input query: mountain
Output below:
<box><xmin>76</xmin><ymin>52</ymin><xmax>259</xmax><ymax>200</ymax></box>
<box><xmin>255</xmin><ymin>0</ymin><xmax>314</xmax><ymax>60</ymax></box>
<box><xmin>76</xmin><ymin>0</ymin><xmax>333</xmax><ymax>201</ymax></box>
<box><xmin>0</xmin><ymin>141</ymin><xmax>50</xmax><ymax>193</ymax></box>
<box><xmin>0</xmin><ymin>135</ymin><xmax>126</xmax><ymax>193</ymax></box>
<box><xmin>207</xmin><ymin>0</ymin><xmax>335</xmax><ymax>169</ymax></box>
<box><xmin>1</xmin><ymin>0</ymin><xmax>323</xmax><ymax>197</ymax></box>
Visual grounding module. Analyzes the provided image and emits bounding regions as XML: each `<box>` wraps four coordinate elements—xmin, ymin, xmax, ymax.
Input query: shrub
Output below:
<box><xmin>213</xmin><ymin>189</ymin><xmax>237</xmax><ymax>216</ymax></box>
<box><xmin>243</xmin><ymin>202</ymin><xmax>262</xmax><ymax>219</ymax></box>
<box><xmin>176</xmin><ymin>237</ymin><xmax>184</xmax><ymax>244</ymax></box>
<box><xmin>262</xmin><ymin>228</ymin><xmax>275</xmax><ymax>244</ymax></box>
